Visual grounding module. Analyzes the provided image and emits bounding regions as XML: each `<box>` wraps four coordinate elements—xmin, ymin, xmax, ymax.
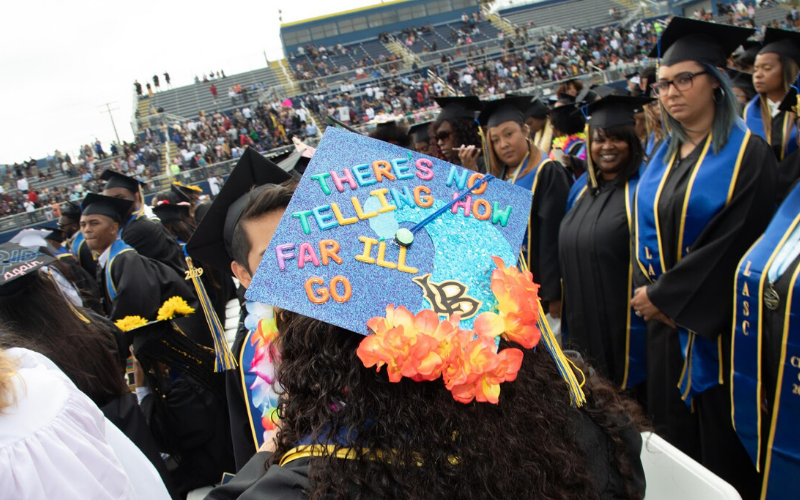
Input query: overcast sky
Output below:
<box><xmin>0</xmin><ymin>0</ymin><xmax>380</xmax><ymax>164</ymax></box>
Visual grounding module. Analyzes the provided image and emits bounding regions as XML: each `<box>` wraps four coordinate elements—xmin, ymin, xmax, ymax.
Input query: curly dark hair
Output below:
<box><xmin>270</xmin><ymin>311</ymin><xmax>647</xmax><ymax>500</ymax></box>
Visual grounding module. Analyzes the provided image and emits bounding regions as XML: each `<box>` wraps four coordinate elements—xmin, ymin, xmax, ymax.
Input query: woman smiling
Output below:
<box><xmin>559</xmin><ymin>96</ymin><xmax>652</xmax><ymax>395</ymax></box>
<box><xmin>479</xmin><ymin>96</ymin><xmax>572</xmax><ymax>321</ymax></box>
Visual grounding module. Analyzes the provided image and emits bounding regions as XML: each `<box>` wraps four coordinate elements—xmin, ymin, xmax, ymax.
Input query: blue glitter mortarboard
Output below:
<box><xmin>245</xmin><ymin>128</ymin><xmax>533</xmax><ymax>335</ymax></box>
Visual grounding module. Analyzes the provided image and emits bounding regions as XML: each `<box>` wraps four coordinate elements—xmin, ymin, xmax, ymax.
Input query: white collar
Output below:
<box><xmin>98</xmin><ymin>245</ymin><xmax>112</xmax><ymax>268</ymax></box>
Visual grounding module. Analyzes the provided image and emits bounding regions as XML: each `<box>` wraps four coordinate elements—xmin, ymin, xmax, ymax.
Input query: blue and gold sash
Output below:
<box><xmin>731</xmin><ymin>186</ymin><xmax>800</xmax><ymax>500</ymax></box>
<box><xmin>635</xmin><ymin>120</ymin><xmax>750</xmax><ymax>404</ymax></box>
<box><xmin>744</xmin><ymin>96</ymin><xmax>797</xmax><ymax>161</ymax></box>
<box><xmin>68</xmin><ymin>232</ymin><xmax>85</xmax><ymax>258</ymax></box>
<box><xmin>565</xmin><ymin>172</ymin><xmax>588</xmax><ymax>213</ymax></box>
<box><xmin>104</xmin><ymin>239</ymin><xmax>134</xmax><ymax>302</ymax></box>
<box><xmin>509</xmin><ymin>154</ymin><xmax>552</xmax><ymax>266</ymax></box>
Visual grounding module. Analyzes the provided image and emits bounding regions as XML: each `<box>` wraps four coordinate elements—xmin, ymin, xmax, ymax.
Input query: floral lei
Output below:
<box><xmin>550</xmin><ymin>132</ymin><xmax>586</xmax><ymax>157</ymax></box>
<box><xmin>357</xmin><ymin>257</ymin><xmax>541</xmax><ymax>405</ymax></box>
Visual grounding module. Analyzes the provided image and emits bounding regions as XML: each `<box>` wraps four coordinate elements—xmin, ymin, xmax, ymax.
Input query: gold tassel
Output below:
<box><xmin>184</xmin><ymin>256</ymin><xmax>237</xmax><ymax>371</ymax></box>
<box><xmin>584</xmin><ymin>123</ymin><xmax>598</xmax><ymax>191</ymax></box>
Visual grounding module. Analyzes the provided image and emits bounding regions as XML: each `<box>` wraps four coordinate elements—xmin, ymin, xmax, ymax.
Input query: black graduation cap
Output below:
<box><xmin>185</xmin><ymin>148</ymin><xmax>292</xmax><ymax>274</ymax></box>
<box><xmin>551</xmin><ymin>95</ymin><xmax>581</xmax><ymax>118</ymax></box>
<box><xmin>778</xmin><ymin>84</ymin><xmax>799</xmax><ymax>113</ymax></box>
<box><xmin>81</xmin><ymin>193</ymin><xmax>134</xmax><ymax>223</ymax></box>
<box><xmin>759</xmin><ymin>27</ymin><xmax>800</xmax><ymax>66</ymax></box>
<box><xmin>433</xmin><ymin>96</ymin><xmax>482</xmax><ymax>122</ymax></box>
<box><xmin>0</xmin><ymin>242</ymin><xmax>56</xmax><ymax>292</ymax></box>
<box><xmin>525</xmin><ymin>99</ymin><xmax>550</xmax><ymax>120</ymax></box>
<box><xmin>741</xmin><ymin>40</ymin><xmax>762</xmax><ymax>58</ymax></box>
<box><xmin>727</xmin><ymin>68</ymin><xmax>756</xmax><ymax>101</ymax></box>
<box><xmin>61</xmin><ymin>201</ymin><xmax>82</xmax><ymax>221</ymax></box>
<box><xmin>100</xmin><ymin>169</ymin><xmax>142</xmax><ymax>194</ymax></box>
<box><xmin>478</xmin><ymin>96</ymin><xmax>535</xmax><ymax>128</ymax></box>
<box><xmin>277</xmin><ymin>149</ymin><xmax>311</xmax><ymax>176</ymax></box>
<box><xmin>45</xmin><ymin>228</ymin><xmax>66</xmax><ymax>244</ymax></box>
<box><xmin>586</xmin><ymin>95</ymin><xmax>656</xmax><ymax>129</ymax></box>
<box><xmin>649</xmin><ymin>17</ymin><xmax>755</xmax><ymax>67</ymax></box>
<box><xmin>152</xmin><ymin>201</ymin><xmax>190</xmax><ymax>224</ymax></box>
<box><xmin>408</xmin><ymin>121</ymin><xmax>433</xmax><ymax>143</ymax></box>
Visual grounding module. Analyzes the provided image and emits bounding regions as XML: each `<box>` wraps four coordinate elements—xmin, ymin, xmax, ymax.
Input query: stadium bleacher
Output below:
<box><xmin>499</xmin><ymin>0</ymin><xmax>633</xmax><ymax>30</ymax></box>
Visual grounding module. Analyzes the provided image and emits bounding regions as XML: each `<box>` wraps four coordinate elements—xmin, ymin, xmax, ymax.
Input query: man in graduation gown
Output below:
<box><xmin>100</xmin><ymin>169</ymin><xmax>186</xmax><ymax>274</ymax></box>
<box><xmin>61</xmin><ymin>201</ymin><xmax>98</xmax><ymax>279</ymax></box>
<box><xmin>80</xmin><ymin>193</ymin><xmax>213</xmax><ymax>348</ymax></box>
<box><xmin>186</xmin><ymin>148</ymin><xmax>293</xmax><ymax>471</ymax></box>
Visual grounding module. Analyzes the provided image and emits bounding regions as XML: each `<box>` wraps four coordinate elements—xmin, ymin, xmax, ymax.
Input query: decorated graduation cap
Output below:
<box><xmin>245</xmin><ymin>127</ymin><xmax>586</xmax><ymax>406</ymax></box>
<box><xmin>0</xmin><ymin>242</ymin><xmax>55</xmax><ymax>294</ymax></box>
<box><xmin>408</xmin><ymin>121</ymin><xmax>433</xmax><ymax>144</ymax></box>
<box><xmin>760</xmin><ymin>27</ymin><xmax>800</xmax><ymax>66</ymax></box>
<box><xmin>433</xmin><ymin>96</ymin><xmax>483</xmax><ymax>122</ymax></box>
<box><xmin>649</xmin><ymin>17</ymin><xmax>755</xmax><ymax>67</ymax></box>
<box><xmin>525</xmin><ymin>99</ymin><xmax>550</xmax><ymax>120</ymax></box>
<box><xmin>478</xmin><ymin>96</ymin><xmax>534</xmax><ymax>128</ymax></box>
<box><xmin>152</xmin><ymin>201</ymin><xmax>190</xmax><ymax>224</ymax></box>
<box><xmin>186</xmin><ymin>147</ymin><xmax>293</xmax><ymax>275</ymax></box>
<box><xmin>81</xmin><ymin>193</ymin><xmax>134</xmax><ymax>223</ymax></box>
<box><xmin>100</xmin><ymin>169</ymin><xmax>142</xmax><ymax>194</ymax></box>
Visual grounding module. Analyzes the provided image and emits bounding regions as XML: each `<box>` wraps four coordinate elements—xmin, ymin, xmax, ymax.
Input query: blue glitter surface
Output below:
<box><xmin>245</xmin><ymin>128</ymin><xmax>532</xmax><ymax>335</ymax></box>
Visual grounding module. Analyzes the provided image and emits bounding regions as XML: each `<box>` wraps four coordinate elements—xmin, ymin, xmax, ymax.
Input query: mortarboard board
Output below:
<box><xmin>478</xmin><ymin>96</ymin><xmax>535</xmax><ymax>128</ymax></box>
<box><xmin>185</xmin><ymin>148</ymin><xmax>292</xmax><ymax>274</ymax></box>
<box><xmin>245</xmin><ymin>127</ymin><xmax>587</xmax><ymax>406</ymax></box>
<box><xmin>100</xmin><ymin>169</ymin><xmax>142</xmax><ymax>194</ymax></box>
<box><xmin>586</xmin><ymin>95</ymin><xmax>655</xmax><ymax>129</ymax></box>
<box><xmin>649</xmin><ymin>17</ymin><xmax>755</xmax><ymax>67</ymax></box>
<box><xmin>10</xmin><ymin>229</ymin><xmax>50</xmax><ymax>251</ymax></box>
<box><xmin>61</xmin><ymin>201</ymin><xmax>82</xmax><ymax>220</ymax></box>
<box><xmin>727</xmin><ymin>68</ymin><xmax>757</xmax><ymax>101</ymax></box>
<box><xmin>152</xmin><ymin>201</ymin><xmax>190</xmax><ymax>224</ymax></box>
<box><xmin>81</xmin><ymin>193</ymin><xmax>134</xmax><ymax>223</ymax></box>
<box><xmin>45</xmin><ymin>228</ymin><xmax>66</xmax><ymax>244</ymax></box>
<box><xmin>778</xmin><ymin>84</ymin><xmax>800</xmax><ymax>114</ymax></box>
<box><xmin>759</xmin><ymin>27</ymin><xmax>800</xmax><ymax>66</ymax></box>
<box><xmin>525</xmin><ymin>99</ymin><xmax>550</xmax><ymax>120</ymax></box>
<box><xmin>278</xmin><ymin>149</ymin><xmax>311</xmax><ymax>176</ymax></box>
<box><xmin>0</xmin><ymin>242</ymin><xmax>55</xmax><ymax>293</ymax></box>
<box><xmin>741</xmin><ymin>40</ymin><xmax>762</xmax><ymax>57</ymax></box>
<box><xmin>433</xmin><ymin>96</ymin><xmax>483</xmax><ymax>123</ymax></box>
<box><xmin>170</xmin><ymin>183</ymin><xmax>192</xmax><ymax>202</ymax></box>
<box><xmin>245</xmin><ymin>126</ymin><xmax>533</xmax><ymax>334</ymax></box>
<box><xmin>408</xmin><ymin>121</ymin><xmax>433</xmax><ymax>144</ymax></box>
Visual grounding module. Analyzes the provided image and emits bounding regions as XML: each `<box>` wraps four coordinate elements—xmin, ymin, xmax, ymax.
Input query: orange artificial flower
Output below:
<box><xmin>443</xmin><ymin>334</ymin><xmax>523</xmax><ymax>404</ymax></box>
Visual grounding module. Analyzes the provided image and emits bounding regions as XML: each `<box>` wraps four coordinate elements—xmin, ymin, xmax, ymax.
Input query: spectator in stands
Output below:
<box><xmin>152</xmin><ymin>74</ymin><xmax>160</xmax><ymax>90</ymax></box>
<box><xmin>134</xmin><ymin>80</ymin><xmax>142</xmax><ymax>97</ymax></box>
<box><xmin>209</xmin><ymin>83</ymin><xmax>218</xmax><ymax>104</ymax></box>
<box><xmin>163</xmin><ymin>72</ymin><xmax>170</xmax><ymax>87</ymax></box>
<box><xmin>95</xmin><ymin>140</ymin><xmax>106</xmax><ymax>160</ymax></box>
<box><xmin>16</xmin><ymin>176</ymin><xmax>28</xmax><ymax>193</ymax></box>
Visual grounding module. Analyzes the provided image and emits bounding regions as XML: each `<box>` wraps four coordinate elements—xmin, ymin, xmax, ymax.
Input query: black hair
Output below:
<box><xmin>589</xmin><ymin>124</ymin><xmax>645</xmax><ymax>184</ymax></box>
<box><xmin>369</xmin><ymin>123</ymin><xmax>412</xmax><ymax>148</ymax></box>
<box><xmin>231</xmin><ymin>181</ymin><xmax>296</xmax><ymax>273</ymax></box>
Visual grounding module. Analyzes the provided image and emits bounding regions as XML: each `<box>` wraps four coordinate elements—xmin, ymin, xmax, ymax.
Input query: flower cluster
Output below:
<box><xmin>357</xmin><ymin>257</ymin><xmax>541</xmax><ymax>404</ymax></box>
<box><xmin>156</xmin><ymin>296</ymin><xmax>196</xmax><ymax>321</ymax></box>
<box><xmin>115</xmin><ymin>315</ymin><xmax>148</xmax><ymax>332</ymax></box>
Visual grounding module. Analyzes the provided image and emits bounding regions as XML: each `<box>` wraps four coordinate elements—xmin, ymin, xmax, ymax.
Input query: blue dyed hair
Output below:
<box><xmin>662</xmin><ymin>63</ymin><xmax>740</xmax><ymax>158</ymax></box>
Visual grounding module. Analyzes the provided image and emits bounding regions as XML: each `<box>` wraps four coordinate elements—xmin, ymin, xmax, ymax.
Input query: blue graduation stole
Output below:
<box><xmin>567</xmin><ymin>167</ymin><xmax>647</xmax><ymax>389</ymax></box>
<box><xmin>744</xmin><ymin>96</ymin><xmax>798</xmax><ymax>161</ymax></box>
<box><xmin>635</xmin><ymin>119</ymin><xmax>751</xmax><ymax>404</ymax></box>
<box><xmin>104</xmin><ymin>239</ymin><xmax>135</xmax><ymax>301</ymax></box>
<box><xmin>731</xmin><ymin>184</ymin><xmax>800</xmax><ymax>499</ymax></box>
<box><xmin>240</xmin><ymin>301</ymin><xmax>280</xmax><ymax>451</ymax></box>
<box><xmin>645</xmin><ymin>132</ymin><xmax>659</xmax><ymax>158</ymax></box>
<box><xmin>509</xmin><ymin>154</ymin><xmax>551</xmax><ymax>266</ymax></box>
<box><xmin>68</xmin><ymin>232</ymin><xmax>86</xmax><ymax>259</ymax></box>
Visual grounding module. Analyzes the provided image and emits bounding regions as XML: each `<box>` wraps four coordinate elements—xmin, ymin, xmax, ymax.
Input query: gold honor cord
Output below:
<box><xmin>184</xmin><ymin>256</ymin><xmax>237</xmax><ymax>371</ymax></box>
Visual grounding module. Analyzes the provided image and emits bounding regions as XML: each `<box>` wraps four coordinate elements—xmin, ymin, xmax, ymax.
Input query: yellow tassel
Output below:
<box><xmin>184</xmin><ymin>256</ymin><xmax>237</xmax><ymax>372</ymax></box>
<box><xmin>584</xmin><ymin>123</ymin><xmax>598</xmax><ymax>191</ymax></box>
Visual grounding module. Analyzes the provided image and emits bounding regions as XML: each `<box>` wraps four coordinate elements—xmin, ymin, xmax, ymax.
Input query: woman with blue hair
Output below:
<box><xmin>631</xmin><ymin>17</ymin><xmax>778</xmax><ymax>499</ymax></box>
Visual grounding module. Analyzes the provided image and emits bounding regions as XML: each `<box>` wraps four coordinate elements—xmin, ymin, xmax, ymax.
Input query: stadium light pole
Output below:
<box><xmin>99</xmin><ymin>102</ymin><xmax>122</xmax><ymax>146</ymax></box>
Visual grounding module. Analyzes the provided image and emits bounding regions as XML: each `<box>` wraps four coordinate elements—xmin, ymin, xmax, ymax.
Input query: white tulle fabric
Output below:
<box><xmin>0</xmin><ymin>348</ymin><xmax>137</xmax><ymax>500</ymax></box>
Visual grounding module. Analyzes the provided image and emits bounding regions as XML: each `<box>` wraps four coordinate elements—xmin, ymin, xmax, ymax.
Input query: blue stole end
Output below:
<box><xmin>744</xmin><ymin>96</ymin><xmax>798</xmax><ymax>160</ymax></box>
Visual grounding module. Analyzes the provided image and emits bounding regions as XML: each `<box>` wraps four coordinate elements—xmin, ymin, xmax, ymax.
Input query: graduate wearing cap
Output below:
<box><xmin>731</xmin><ymin>178</ymin><xmax>800</xmax><ymax>500</ymax></box>
<box><xmin>735</xmin><ymin>40</ymin><xmax>762</xmax><ymax>73</ymax></box>
<box><xmin>171</xmin><ymin>181</ymin><xmax>203</xmax><ymax>218</ymax></box>
<box><xmin>775</xmin><ymin>86</ymin><xmax>800</xmax><ymax>203</ymax></box>
<box><xmin>408</xmin><ymin>121</ymin><xmax>435</xmax><ymax>156</ymax></box>
<box><xmin>479</xmin><ymin>96</ymin><xmax>572</xmax><ymax>320</ymax></box>
<box><xmin>61</xmin><ymin>201</ymin><xmax>98</xmax><ymax>279</ymax></box>
<box><xmin>432</xmin><ymin>96</ymin><xmax>485</xmax><ymax>172</ymax></box>
<box><xmin>127</xmin><ymin>319</ymin><xmax>235</xmax><ymax>497</ymax></box>
<box><xmin>560</xmin><ymin>96</ymin><xmax>652</xmax><ymax>393</ymax></box>
<box><xmin>549</xmin><ymin>94</ymin><xmax>589</xmax><ymax>178</ymax></box>
<box><xmin>100</xmin><ymin>169</ymin><xmax>185</xmax><ymax>275</ymax></box>
<box><xmin>80</xmin><ymin>193</ymin><xmax>213</xmax><ymax>349</ymax></box>
<box><xmin>744</xmin><ymin>27</ymin><xmax>800</xmax><ymax>160</ymax></box>
<box><xmin>206</xmin><ymin>127</ymin><xmax>646</xmax><ymax>500</ymax></box>
<box><xmin>634</xmin><ymin>17</ymin><xmax>777</xmax><ymax>496</ymax></box>
<box><xmin>727</xmin><ymin>68</ymin><xmax>757</xmax><ymax>107</ymax></box>
<box><xmin>186</xmin><ymin>148</ymin><xmax>293</xmax><ymax>470</ymax></box>
<box><xmin>525</xmin><ymin>99</ymin><xmax>552</xmax><ymax>155</ymax></box>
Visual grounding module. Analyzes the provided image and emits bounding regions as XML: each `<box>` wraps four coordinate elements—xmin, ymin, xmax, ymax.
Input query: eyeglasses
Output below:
<box><xmin>651</xmin><ymin>71</ymin><xmax>707</xmax><ymax>97</ymax></box>
<box><xmin>435</xmin><ymin>130</ymin><xmax>452</xmax><ymax>141</ymax></box>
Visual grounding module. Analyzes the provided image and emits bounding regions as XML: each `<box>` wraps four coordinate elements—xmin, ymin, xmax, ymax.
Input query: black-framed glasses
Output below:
<box><xmin>651</xmin><ymin>71</ymin><xmax>707</xmax><ymax>97</ymax></box>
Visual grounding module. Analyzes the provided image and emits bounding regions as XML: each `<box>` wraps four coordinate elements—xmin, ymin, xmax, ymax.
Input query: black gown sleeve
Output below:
<box><xmin>122</xmin><ymin>217</ymin><xmax>186</xmax><ymax>274</ymax></box>
<box><xmin>777</xmin><ymin>150</ymin><xmax>800</xmax><ymax>203</ymax></box>
<box><xmin>205</xmin><ymin>452</ymin><xmax>311</xmax><ymax>500</ymax></box>
<box><xmin>533</xmin><ymin>161</ymin><xmax>573</xmax><ymax>301</ymax></box>
<box><xmin>647</xmin><ymin>137</ymin><xmax>778</xmax><ymax>340</ymax></box>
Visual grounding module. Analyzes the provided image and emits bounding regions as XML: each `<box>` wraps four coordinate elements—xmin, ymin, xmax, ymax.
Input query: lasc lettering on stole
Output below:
<box><xmin>274</xmin><ymin>158</ymin><xmax>514</xmax><ymax>305</ymax></box>
<box><xmin>792</xmin><ymin>356</ymin><xmax>800</xmax><ymax>396</ymax></box>
<box><xmin>741</xmin><ymin>261</ymin><xmax>753</xmax><ymax>337</ymax></box>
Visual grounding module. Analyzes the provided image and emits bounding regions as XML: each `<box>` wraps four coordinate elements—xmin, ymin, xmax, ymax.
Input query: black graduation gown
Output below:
<box><xmin>122</xmin><ymin>216</ymin><xmax>186</xmax><ymax>275</ymax></box>
<box><xmin>99</xmin><ymin>248</ymin><xmax>213</xmax><ymax>348</ymax></box>
<box><xmin>559</xmin><ymin>179</ymin><xmax>631</xmax><ymax>386</ymax></box>
<box><xmin>141</xmin><ymin>375</ymin><xmax>236</xmax><ymax>498</ymax></box>
<box><xmin>776</xmin><ymin>149</ymin><xmax>800</xmax><ymax>203</ymax></box>
<box><xmin>204</xmin><ymin>412</ymin><xmax>645</xmax><ymax>500</ymax></box>
<box><xmin>768</xmin><ymin>111</ymin><xmax>792</xmax><ymax>161</ymax></box>
<box><xmin>227</xmin><ymin>316</ymin><xmax>258</xmax><ymax>471</ymax></box>
<box><xmin>633</xmin><ymin>137</ymin><xmax>777</xmax><ymax>497</ymax></box>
